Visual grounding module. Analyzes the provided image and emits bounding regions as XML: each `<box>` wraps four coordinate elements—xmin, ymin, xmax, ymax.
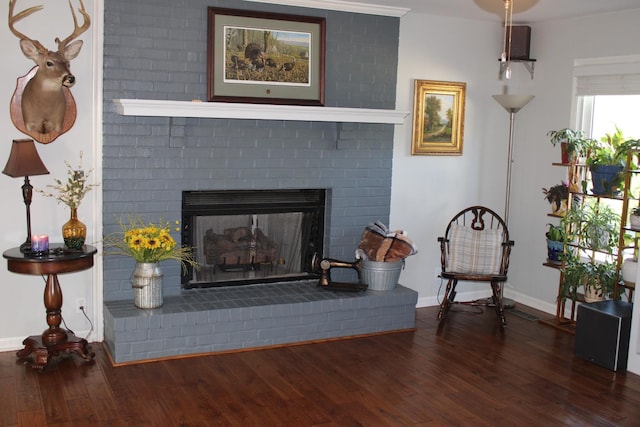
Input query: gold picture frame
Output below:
<box><xmin>411</xmin><ymin>80</ymin><xmax>466</xmax><ymax>155</ymax></box>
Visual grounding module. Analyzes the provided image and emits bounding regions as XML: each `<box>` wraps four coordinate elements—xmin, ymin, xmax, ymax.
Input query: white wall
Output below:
<box><xmin>0</xmin><ymin>1</ymin><xmax>101</xmax><ymax>350</ymax></box>
<box><xmin>391</xmin><ymin>12</ymin><xmax>536</xmax><ymax>308</ymax></box>
<box><xmin>391</xmin><ymin>9</ymin><xmax>640</xmax><ymax>374</ymax></box>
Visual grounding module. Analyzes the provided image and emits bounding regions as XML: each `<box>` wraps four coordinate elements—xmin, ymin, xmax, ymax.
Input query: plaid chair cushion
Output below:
<box><xmin>446</xmin><ymin>224</ymin><xmax>502</xmax><ymax>275</ymax></box>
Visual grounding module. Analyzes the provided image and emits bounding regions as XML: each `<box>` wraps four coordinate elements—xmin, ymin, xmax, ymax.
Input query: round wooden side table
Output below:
<box><xmin>3</xmin><ymin>244</ymin><xmax>97</xmax><ymax>369</ymax></box>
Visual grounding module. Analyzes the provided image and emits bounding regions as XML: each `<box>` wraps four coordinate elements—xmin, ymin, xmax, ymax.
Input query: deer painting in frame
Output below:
<box><xmin>8</xmin><ymin>0</ymin><xmax>90</xmax><ymax>144</ymax></box>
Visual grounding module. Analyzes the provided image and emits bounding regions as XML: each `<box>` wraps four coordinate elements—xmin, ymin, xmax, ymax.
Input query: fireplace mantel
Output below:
<box><xmin>113</xmin><ymin>99</ymin><xmax>409</xmax><ymax>125</ymax></box>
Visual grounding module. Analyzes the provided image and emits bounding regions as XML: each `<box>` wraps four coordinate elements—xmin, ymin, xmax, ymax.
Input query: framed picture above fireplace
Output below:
<box><xmin>207</xmin><ymin>7</ymin><xmax>326</xmax><ymax>106</ymax></box>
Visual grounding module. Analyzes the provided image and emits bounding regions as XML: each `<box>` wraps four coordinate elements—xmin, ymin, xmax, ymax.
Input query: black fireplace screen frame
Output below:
<box><xmin>181</xmin><ymin>189</ymin><xmax>325</xmax><ymax>288</ymax></box>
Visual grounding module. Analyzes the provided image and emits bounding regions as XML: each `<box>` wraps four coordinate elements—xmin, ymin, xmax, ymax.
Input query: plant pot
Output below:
<box><xmin>560</xmin><ymin>142</ymin><xmax>572</xmax><ymax>164</ymax></box>
<box><xmin>551</xmin><ymin>199</ymin><xmax>568</xmax><ymax>216</ymax></box>
<box><xmin>622</xmin><ymin>258</ymin><xmax>638</xmax><ymax>285</ymax></box>
<box><xmin>630</xmin><ymin>215</ymin><xmax>640</xmax><ymax>229</ymax></box>
<box><xmin>546</xmin><ymin>239</ymin><xmax>563</xmax><ymax>264</ymax></box>
<box><xmin>589</xmin><ymin>164</ymin><xmax>624</xmax><ymax>195</ymax></box>
<box><xmin>584</xmin><ymin>285</ymin><xmax>605</xmax><ymax>303</ymax></box>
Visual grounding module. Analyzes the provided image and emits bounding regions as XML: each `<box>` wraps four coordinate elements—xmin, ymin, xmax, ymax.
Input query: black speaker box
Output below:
<box><xmin>507</xmin><ymin>26</ymin><xmax>532</xmax><ymax>60</ymax></box>
<box><xmin>574</xmin><ymin>300</ymin><xmax>633</xmax><ymax>371</ymax></box>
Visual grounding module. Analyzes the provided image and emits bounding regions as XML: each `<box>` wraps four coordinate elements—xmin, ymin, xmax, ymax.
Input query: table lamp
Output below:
<box><xmin>2</xmin><ymin>138</ymin><xmax>49</xmax><ymax>253</ymax></box>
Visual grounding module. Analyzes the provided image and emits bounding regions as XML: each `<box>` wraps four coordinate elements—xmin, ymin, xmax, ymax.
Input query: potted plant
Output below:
<box><xmin>559</xmin><ymin>200</ymin><xmax>620</xmax><ymax>302</ymax></box>
<box><xmin>547</xmin><ymin>128</ymin><xmax>590</xmax><ymax>164</ymax></box>
<box><xmin>582</xmin><ymin>261</ymin><xmax>618</xmax><ymax>302</ymax></box>
<box><xmin>542</xmin><ymin>182</ymin><xmax>569</xmax><ymax>214</ymax></box>
<box><xmin>558</xmin><ymin>253</ymin><xmax>583</xmax><ymax>302</ymax></box>
<box><xmin>545</xmin><ymin>223</ymin><xmax>565</xmax><ymax>264</ymax></box>
<box><xmin>560</xmin><ymin>253</ymin><xmax>618</xmax><ymax>303</ymax></box>
<box><xmin>559</xmin><ymin>254</ymin><xmax>617</xmax><ymax>303</ymax></box>
<box><xmin>585</xmin><ymin>126</ymin><xmax>632</xmax><ymax>195</ymax></box>
<box><xmin>104</xmin><ymin>216</ymin><xmax>199</xmax><ymax>309</ymax></box>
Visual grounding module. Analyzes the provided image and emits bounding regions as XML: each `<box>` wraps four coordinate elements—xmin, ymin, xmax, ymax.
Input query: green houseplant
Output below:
<box><xmin>545</xmin><ymin>223</ymin><xmax>565</xmax><ymax>264</ymax></box>
<box><xmin>585</xmin><ymin>127</ymin><xmax>633</xmax><ymax>195</ymax></box>
<box><xmin>559</xmin><ymin>200</ymin><xmax>620</xmax><ymax>302</ymax></box>
<box><xmin>547</xmin><ymin>128</ymin><xmax>591</xmax><ymax>164</ymax></box>
<box><xmin>561</xmin><ymin>255</ymin><xmax>617</xmax><ymax>303</ymax></box>
<box><xmin>542</xmin><ymin>181</ymin><xmax>569</xmax><ymax>214</ymax></box>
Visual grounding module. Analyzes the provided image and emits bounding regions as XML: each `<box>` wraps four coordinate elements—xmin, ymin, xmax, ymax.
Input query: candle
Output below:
<box><xmin>31</xmin><ymin>234</ymin><xmax>49</xmax><ymax>253</ymax></box>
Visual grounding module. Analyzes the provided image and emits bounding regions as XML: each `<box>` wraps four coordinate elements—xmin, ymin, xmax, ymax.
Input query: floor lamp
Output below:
<box><xmin>492</xmin><ymin>94</ymin><xmax>534</xmax><ymax>309</ymax></box>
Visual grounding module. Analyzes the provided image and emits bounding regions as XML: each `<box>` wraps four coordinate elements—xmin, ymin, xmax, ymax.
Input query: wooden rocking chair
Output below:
<box><xmin>436</xmin><ymin>206</ymin><xmax>514</xmax><ymax>328</ymax></box>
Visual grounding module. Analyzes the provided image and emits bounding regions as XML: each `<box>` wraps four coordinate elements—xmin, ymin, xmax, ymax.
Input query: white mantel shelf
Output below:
<box><xmin>113</xmin><ymin>99</ymin><xmax>409</xmax><ymax>125</ymax></box>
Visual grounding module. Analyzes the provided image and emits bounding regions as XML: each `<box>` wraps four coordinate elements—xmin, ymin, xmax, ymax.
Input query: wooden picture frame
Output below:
<box><xmin>207</xmin><ymin>7</ymin><xmax>326</xmax><ymax>106</ymax></box>
<box><xmin>411</xmin><ymin>80</ymin><xmax>466</xmax><ymax>155</ymax></box>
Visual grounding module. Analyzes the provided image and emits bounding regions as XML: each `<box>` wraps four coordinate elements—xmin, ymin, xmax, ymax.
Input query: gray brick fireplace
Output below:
<box><xmin>102</xmin><ymin>0</ymin><xmax>416</xmax><ymax>364</ymax></box>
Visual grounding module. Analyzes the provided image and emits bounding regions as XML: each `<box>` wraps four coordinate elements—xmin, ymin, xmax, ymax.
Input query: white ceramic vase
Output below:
<box><xmin>622</xmin><ymin>258</ymin><xmax>638</xmax><ymax>285</ymax></box>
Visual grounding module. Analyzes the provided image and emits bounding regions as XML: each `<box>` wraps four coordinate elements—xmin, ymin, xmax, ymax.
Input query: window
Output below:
<box><xmin>573</xmin><ymin>56</ymin><xmax>640</xmax><ymax>263</ymax></box>
<box><xmin>574</xmin><ymin>55</ymin><xmax>640</xmax><ymax>140</ymax></box>
<box><xmin>579</xmin><ymin>95</ymin><xmax>640</xmax><ymax>141</ymax></box>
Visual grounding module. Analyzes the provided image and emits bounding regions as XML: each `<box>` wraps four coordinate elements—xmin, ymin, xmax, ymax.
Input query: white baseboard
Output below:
<box><xmin>0</xmin><ymin>337</ymin><xmax>25</xmax><ymax>352</ymax></box>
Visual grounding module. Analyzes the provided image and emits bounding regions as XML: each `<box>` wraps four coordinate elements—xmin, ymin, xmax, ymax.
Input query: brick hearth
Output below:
<box><xmin>103</xmin><ymin>281</ymin><xmax>418</xmax><ymax>365</ymax></box>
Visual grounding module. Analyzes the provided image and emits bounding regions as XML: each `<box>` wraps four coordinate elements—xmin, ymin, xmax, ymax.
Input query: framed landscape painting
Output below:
<box><xmin>207</xmin><ymin>8</ymin><xmax>326</xmax><ymax>106</ymax></box>
<box><xmin>411</xmin><ymin>80</ymin><xmax>466</xmax><ymax>155</ymax></box>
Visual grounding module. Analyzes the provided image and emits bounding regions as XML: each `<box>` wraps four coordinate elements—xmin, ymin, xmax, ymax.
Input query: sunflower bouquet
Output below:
<box><xmin>104</xmin><ymin>216</ymin><xmax>198</xmax><ymax>271</ymax></box>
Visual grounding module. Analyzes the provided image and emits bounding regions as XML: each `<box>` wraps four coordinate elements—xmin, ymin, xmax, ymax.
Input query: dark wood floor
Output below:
<box><xmin>1</xmin><ymin>305</ymin><xmax>640</xmax><ymax>426</ymax></box>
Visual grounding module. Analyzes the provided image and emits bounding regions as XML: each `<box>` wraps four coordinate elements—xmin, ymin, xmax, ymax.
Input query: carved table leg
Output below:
<box><xmin>17</xmin><ymin>333</ymin><xmax>95</xmax><ymax>369</ymax></box>
<box><xmin>41</xmin><ymin>273</ymin><xmax>67</xmax><ymax>346</ymax></box>
<box><xmin>16</xmin><ymin>337</ymin><xmax>38</xmax><ymax>359</ymax></box>
<box><xmin>16</xmin><ymin>273</ymin><xmax>95</xmax><ymax>369</ymax></box>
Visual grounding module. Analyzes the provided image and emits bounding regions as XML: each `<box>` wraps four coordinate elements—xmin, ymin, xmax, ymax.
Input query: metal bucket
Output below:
<box><xmin>360</xmin><ymin>259</ymin><xmax>404</xmax><ymax>291</ymax></box>
<box><xmin>132</xmin><ymin>262</ymin><xmax>163</xmax><ymax>309</ymax></box>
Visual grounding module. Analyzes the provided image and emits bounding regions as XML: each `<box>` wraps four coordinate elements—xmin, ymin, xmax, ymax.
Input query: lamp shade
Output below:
<box><xmin>473</xmin><ymin>0</ymin><xmax>539</xmax><ymax>17</ymax></box>
<box><xmin>2</xmin><ymin>139</ymin><xmax>49</xmax><ymax>178</ymax></box>
<box><xmin>492</xmin><ymin>95</ymin><xmax>535</xmax><ymax>113</ymax></box>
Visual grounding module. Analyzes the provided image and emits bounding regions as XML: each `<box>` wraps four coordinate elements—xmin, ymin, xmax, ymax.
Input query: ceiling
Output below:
<box><xmin>360</xmin><ymin>0</ymin><xmax>640</xmax><ymax>22</ymax></box>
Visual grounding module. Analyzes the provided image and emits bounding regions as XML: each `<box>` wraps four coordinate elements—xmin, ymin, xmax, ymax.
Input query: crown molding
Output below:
<box><xmin>242</xmin><ymin>0</ymin><xmax>409</xmax><ymax>17</ymax></box>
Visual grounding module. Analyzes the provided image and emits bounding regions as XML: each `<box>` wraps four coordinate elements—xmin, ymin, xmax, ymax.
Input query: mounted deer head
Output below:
<box><xmin>8</xmin><ymin>0</ymin><xmax>90</xmax><ymax>136</ymax></box>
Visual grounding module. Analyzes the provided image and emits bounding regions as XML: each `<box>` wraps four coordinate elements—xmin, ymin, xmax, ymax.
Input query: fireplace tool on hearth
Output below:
<box><xmin>311</xmin><ymin>253</ymin><xmax>368</xmax><ymax>292</ymax></box>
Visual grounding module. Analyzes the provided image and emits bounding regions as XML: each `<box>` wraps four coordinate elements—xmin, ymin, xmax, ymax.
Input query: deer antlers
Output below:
<box><xmin>55</xmin><ymin>0</ymin><xmax>91</xmax><ymax>51</ymax></box>
<box><xmin>8</xmin><ymin>0</ymin><xmax>90</xmax><ymax>51</ymax></box>
<box><xmin>8</xmin><ymin>1</ymin><xmax>45</xmax><ymax>52</ymax></box>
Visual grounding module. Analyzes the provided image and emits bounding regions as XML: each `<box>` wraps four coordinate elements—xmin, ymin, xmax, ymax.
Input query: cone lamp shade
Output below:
<box><xmin>493</xmin><ymin>95</ymin><xmax>535</xmax><ymax>113</ymax></box>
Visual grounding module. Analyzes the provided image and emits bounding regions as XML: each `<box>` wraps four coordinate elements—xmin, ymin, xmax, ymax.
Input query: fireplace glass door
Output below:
<box><xmin>182</xmin><ymin>189</ymin><xmax>325</xmax><ymax>288</ymax></box>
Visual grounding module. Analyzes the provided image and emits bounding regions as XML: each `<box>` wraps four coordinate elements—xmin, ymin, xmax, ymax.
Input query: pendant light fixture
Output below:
<box><xmin>500</xmin><ymin>0</ymin><xmax>514</xmax><ymax>80</ymax></box>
